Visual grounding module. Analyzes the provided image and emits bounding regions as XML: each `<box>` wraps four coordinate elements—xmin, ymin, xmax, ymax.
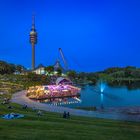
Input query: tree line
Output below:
<box><xmin>0</xmin><ymin>61</ymin><xmax>26</xmax><ymax>74</ymax></box>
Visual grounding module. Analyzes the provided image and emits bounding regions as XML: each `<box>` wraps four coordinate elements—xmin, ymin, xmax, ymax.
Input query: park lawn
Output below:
<box><xmin>0</xmin><ymin>103</ymin><xmax>140</xmax><ymax>140</ymax></box>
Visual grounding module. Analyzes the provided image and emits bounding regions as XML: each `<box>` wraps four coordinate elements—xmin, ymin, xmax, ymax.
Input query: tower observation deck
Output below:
<box><xmin>30</xmin><ymin>15</ymin><xmax>37</xmax><ymax>70</ymax></box>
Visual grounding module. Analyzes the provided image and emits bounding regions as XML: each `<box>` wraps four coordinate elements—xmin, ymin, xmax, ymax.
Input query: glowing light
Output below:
<box><xmin>27</xmin><ymin>85</ymin><xmax>81</xmax><ymax>100</ymax></box>
<box><xmin>101</xmin><ymin>93</ymin><xmax>103</xmax><ymax>102</ymax></box>
<box><xmin>100</xmin><ymin>82</ymin><xmax>106</xmax><ymax>93</ymax></box>
<box><xmin>74</xmin><ymin>97</ymin><xmax>82</xmax><ymax>102</ymax></box>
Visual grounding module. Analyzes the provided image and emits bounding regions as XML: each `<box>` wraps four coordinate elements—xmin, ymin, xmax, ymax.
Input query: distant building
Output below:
<box><xmin>54</xmin><ymin>60</ymin><xmax>65</xmax><ymax>73</ymax></box>
<box><xmin>33</xmin><ymin>64</ymin><xmax>46</xmax><ymax>75</ymax></box>
<box><xmin>14</xmin><ymin>70</ymin><xmax>21</xmax><ymax>75</ymax></box>
<box><xmin>54</xmin><ymin>60</ymin><xmax>62</xmax><ymax>71</ymax></box>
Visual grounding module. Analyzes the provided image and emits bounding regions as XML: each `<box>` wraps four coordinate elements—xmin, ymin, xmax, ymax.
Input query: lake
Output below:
<box><xmin>61</xmin><ymin>84</ymin><xmax>140</xmax><ymax>108</ymax></box>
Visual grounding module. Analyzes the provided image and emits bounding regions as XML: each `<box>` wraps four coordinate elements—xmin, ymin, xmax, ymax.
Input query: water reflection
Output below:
<box><xmin>42</xmin><ymin>95</ymin><xmax>82</xmax><ymax>106</ymax></box>
<box><xmin>42</xmin><ymin>82</ymin><xmax>140</xmax><ymax>108</ymax></box>
<box><xmin>99</xmin><ymin>81</ymin><xmax>106</xmax><ymax>109</ymax></box>
<box><xmin>100</xmin><ymin>93</ymin><xmax>104</xmax><ymax>109</ymax></box>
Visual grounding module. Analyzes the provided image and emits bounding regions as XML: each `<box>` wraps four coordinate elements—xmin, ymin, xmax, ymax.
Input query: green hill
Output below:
<box><xmin>0</xmin><ymin>103</ymin><xmax>140</xmax><ymax>140</ymax></box>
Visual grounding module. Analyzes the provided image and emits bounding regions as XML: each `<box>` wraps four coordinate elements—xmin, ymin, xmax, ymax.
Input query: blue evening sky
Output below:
<box><xmin>0</xmin><ymin>0</ymin><xmax>140</xmax><ymax>72</ymax></box>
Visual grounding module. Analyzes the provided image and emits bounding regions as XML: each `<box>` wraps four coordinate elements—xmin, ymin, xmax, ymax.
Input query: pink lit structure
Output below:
<box><xmin>27</xmin><ymin>84</ymin><xmax>81</xmax><ymax>100</ymax></box>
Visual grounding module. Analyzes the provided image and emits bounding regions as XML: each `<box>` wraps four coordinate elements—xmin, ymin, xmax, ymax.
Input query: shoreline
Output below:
<box><xmin>11</xmin><ymin>90</ymin><xmax>140</xmax><ymax>122</ymax></box>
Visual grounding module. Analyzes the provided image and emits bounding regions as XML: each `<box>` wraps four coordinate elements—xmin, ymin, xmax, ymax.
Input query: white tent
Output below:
<box><xmin>56</xmin><ymin>77</ymin><xmax>72</xmax><ymax>85</ymax></box>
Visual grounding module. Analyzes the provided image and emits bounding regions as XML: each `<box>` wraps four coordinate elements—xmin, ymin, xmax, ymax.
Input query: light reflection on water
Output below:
<box><xmin>63</xmin><ymin>84</ymin><xmax>140</xmax><ymax>108</ymax></box>
<box><xmin>44</xmin><ymin>83</ymin><xmax>140</xmax><ymax>108</ymax></box>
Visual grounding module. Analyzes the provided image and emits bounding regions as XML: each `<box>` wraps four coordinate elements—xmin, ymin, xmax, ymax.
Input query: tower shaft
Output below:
<box><xmin>32</xmin><ymin>44</ymin><xmax>35</xmax><ymax>70</ymax></box>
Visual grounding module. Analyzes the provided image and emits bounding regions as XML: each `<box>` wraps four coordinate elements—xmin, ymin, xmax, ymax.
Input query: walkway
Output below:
<box><xmin>11</xmin><ymin>90</ymin><xmax>140</xmax><ymax>122</ymax></box>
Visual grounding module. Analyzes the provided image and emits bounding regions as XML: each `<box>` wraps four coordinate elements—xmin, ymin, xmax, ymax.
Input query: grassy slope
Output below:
<box><xmin>0</xmin><ymin>104</ymin><xmax>140</xmax><ymax>140</ymax></box>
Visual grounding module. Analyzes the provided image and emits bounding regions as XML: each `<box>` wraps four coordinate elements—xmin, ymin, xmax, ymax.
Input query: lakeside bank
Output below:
<box><xmin>11</xmin><ymin>90</ymin><xmax>140</xmax><ymax>122</ymax></box>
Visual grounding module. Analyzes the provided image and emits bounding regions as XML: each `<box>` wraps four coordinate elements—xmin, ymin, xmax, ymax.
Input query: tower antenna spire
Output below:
<box><xmin>32</xmin><ymin>14</ymin><xmax>35</xmax><ymax>30</ymax></box>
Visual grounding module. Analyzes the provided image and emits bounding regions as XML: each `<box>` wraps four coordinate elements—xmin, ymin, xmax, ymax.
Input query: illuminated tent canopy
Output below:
<box><xmin>56</xmin><ymin>77</ymin><xmax>72</xmax><ymax>85</ymax></box>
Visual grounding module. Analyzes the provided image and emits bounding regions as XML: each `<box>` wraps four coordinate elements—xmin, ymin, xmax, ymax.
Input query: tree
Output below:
<box><xmin>104</xmin><ymin>67</ymin><xmax>123</xmax><ymax>74</ymax></box>
<box><xmin>45</xmin><ymin>66</ymin><xmax>54</xmax><ymax>74</ymax></box>
<box><xmin>131</xmin><ymin>69</ymin><xmax>140</xmax><ymax>78</ymax></box>
<box><xmin>0</xmin><ymin>61</ymin><xmax>26</xmax><ymax>75</ymax></box>
<box><xmin>77</xmin><ymin>72</ymin><xmax>86</xmax><ymax>80</ymax></box>
<box><xmin>15</xmin><ymin>65</ymin><xmax>26</xmax><ymax>73</ymax></box>
<box><xmin>110</xmin><ymin>71</ymin><xmax>125</xmax><ymax>78</ymax></box>
<box><xmin>0</xmin><ymin>61</ymin><xmax>16</xmax><ymax>74</ymax></box>
<box><xmin>56</xmin><ymin>68</ymin><xmax>62</xmax><ymax>76</ymax></box>
<box><xmin>124</xmin><ymin>66</ymin><xmax>136</xmax><ymax>78</ymax></box>
<box><xmin>27</xmin><ymin>72</ymin><xmax>40</xmax><ymax>81</ymax></box>
<box><xmin>67</xmin><ymin>70</ymin><xmax>77</xmax><ymax>79</ymax></box>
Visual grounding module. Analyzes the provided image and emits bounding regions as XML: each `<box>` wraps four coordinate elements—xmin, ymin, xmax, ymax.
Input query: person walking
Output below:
<box><xmin>67</xmin><ymin>112</ymin><xmax>70</xmax><ymax>119</ymax></box>
<box><xmin>63</xmin><ymin>111</ymin><xmax>67</xmax><ymax>118</ymax></box>
<box><xmin>37</xmin><ymin>110</ymin><xmax>42</xmax><ymax>117</ymax></box>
